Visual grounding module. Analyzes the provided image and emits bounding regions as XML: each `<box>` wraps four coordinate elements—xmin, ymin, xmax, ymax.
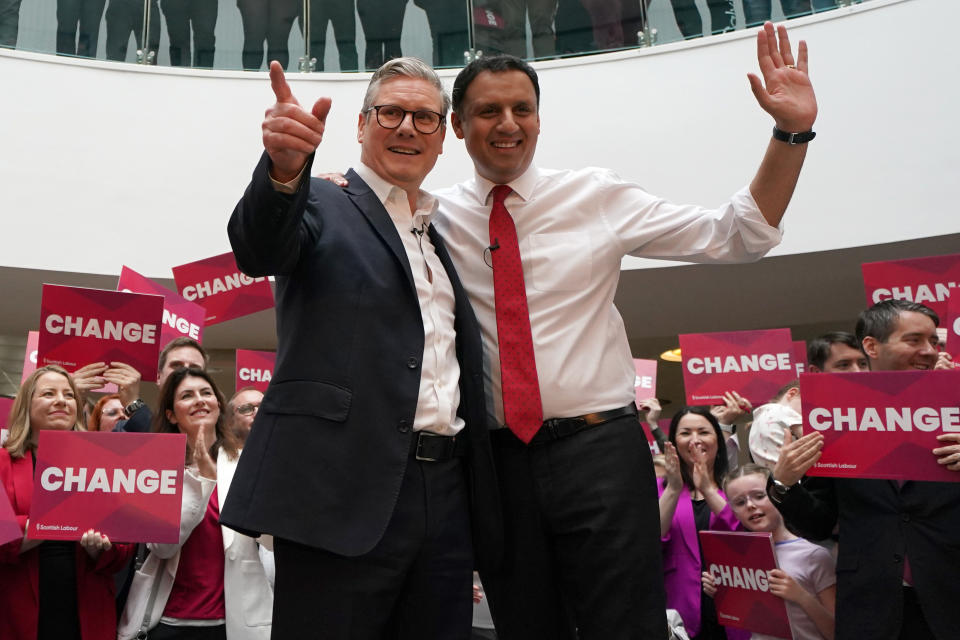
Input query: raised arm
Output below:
<box><xmin>747</xmin><ymin>22</ymin><xmax>818</xmax><ymax>227</ymax></box>
<box><xmin>228</xmin><ymin>62</ymin><xmax>333</xmax><ymax>277</ymax></box>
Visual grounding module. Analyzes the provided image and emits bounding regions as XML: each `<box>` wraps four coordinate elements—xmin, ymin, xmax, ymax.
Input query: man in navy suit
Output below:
<box><xmin>221</xmin><ymin>58</ymin><xmax>501</xmax><ymax>639</ymax></box>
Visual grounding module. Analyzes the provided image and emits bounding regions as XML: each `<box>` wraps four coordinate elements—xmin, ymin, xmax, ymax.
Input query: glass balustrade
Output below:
<box><xmin>1</xmin><ymin>0</ymin><xmax>862</xmax><ymax>71</ymax></box>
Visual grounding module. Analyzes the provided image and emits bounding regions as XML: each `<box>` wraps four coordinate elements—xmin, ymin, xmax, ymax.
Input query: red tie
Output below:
<box><xmin>489</xmin><ymin>185</ymin><xmax>543</xmax><ymax>444</ymax></box>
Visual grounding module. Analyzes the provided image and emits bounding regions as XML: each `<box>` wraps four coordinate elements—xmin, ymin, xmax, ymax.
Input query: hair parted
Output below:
<box><xmin>158</xmin><ymin>337</ymin><xmax>209</xmax><ymax>372</ymax></box>
<box><xmin>666</xmin><ymin>406</ymin><xmax>729</xmax><ymax>491</ymax></box>
<box><xmin>723</xmin><ymin>463</ymin><xmax>772</xmax><ymax>491</ymax></box>
<box><xmin>4</xmin><ymin>365</ymin><xmax>85</xmax><ymax>459</ymax></box>
<box><xmin>362</xmin><ymin>57</ymin><xmax>450</xmax><ymax>117</ymax></box>
<box><xmin>152</xmin><ymin>366</ymin><xmax>239</xmax><ymax>462</ymax></box>
<box><xmin>856</xmin><ymin>299</ymin><xmax>939</xmax><ymax>346</ymax></box>
<box><xmin>452</xmin><ymin>54</ymin><xmax>540</xmax><ymax>117</ymax></box>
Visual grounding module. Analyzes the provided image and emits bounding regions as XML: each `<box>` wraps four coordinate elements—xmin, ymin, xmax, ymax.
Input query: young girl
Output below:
<box><xmin>702</xmin><ymin>464</ymin><xmax>836</xmax><ymax>640</ymax></box>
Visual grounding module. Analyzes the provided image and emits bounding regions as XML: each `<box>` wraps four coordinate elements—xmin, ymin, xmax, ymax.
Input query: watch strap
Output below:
<box><xmin>772</xmin><ymin>126</ymin><xmax>816</xmax><ymax>145</ymax></box>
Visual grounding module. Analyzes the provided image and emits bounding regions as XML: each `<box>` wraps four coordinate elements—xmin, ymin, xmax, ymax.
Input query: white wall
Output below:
<box><xmin>1</xmin><ymin>0</ymin><xmax>957</xmax><ymax>279</ymax></box>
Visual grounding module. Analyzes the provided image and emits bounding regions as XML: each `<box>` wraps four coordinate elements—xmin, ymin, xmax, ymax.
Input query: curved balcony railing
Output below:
<box><xmin>2</xmin><ymin>0</ymin><xmax>862</xmax><ymax>72</ymax></box>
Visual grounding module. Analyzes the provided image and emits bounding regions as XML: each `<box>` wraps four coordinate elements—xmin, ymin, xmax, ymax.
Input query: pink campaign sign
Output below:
<box><xmin>632</xmin><ymin>358</ymin><xmax>658</xmax><ymax>407</ymax></box>
<box><xmin>38</xmin><ymin>285</ymin><xmax>164</xmax><ymax>383</ymax></box>
<box><xmin>235</xmin><ymin>349</ymin><xmax>276</xmax><ymax>393</ymax></box>
<box><xmin>946</xmin><ymin>293</ymin><xmax>960</xmax><ymax>358</ymax></box>
<box><xmin>699</xmin><ymin>531</ymin><xmax>792</xmax><ymax>639</ymax></box>
<box><xmin>800</xmin><ymin>370</ymin><xmax>960</xmax><ymax>482</ymax></box>
<box><xmin>679</xmin><ymin>329</ymin><xmax>795</xmax><ymax>406</ymax></box>
<box><xmin>118</xmin><ymin>266</ymin><xmax>206</xmax><ymax>347</ymax></box>
<box><xmin>21</xmin><ymin>330</ymin><xmax>39</xmax><ymax>383</ymax></box>
<box><xmin>0</xmin><ymin>396</ymin><xmax>13</xmax><ymax>449</ymax></box>
<box><xmin>172</xmin><ymin>252</ymin><xmax>274</xmax><ymax>326</ymax></box>
<box><xmin>793</xmin><ymin>340</ymin><xmax>807</xmax><ymax>377</ymax></box>
<box><xmin>28</xmin><ymin>431</ymin><xmax>186</xmax><ymax>543</ymax></box>
<box><xmin>862</xmin><ymin>253</ymin><xmax>960</xmax><ymax>320</ymax></box>
<box><xmin>0</xmin><ymin>483</ymin><xmax>21</xmax><ymax>547</ymax></box>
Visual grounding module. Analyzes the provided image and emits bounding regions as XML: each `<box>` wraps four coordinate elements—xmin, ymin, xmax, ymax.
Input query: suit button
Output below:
<box><xmin>407</xmin><ymin>357</ymin><xmax>419</xmax><ymax>369</ymax></box>
<box><xmin>901</xmin><ymin>514</ymin><xmax>910</xmax><ymax>523</ymax></box>
<box><xmin>893</xmin><ymin>554</ymin><xmax>902</xmax><ymax>563</ymax></box>
<box><xmin>229</xmin><ymin>551</ymin><xmax>237</xmax><ymax>561</ymax></box>
<box><xmin>397</xmin><ymin>420</ymin><xmax>410</xmax><ymax>433</ymax></box>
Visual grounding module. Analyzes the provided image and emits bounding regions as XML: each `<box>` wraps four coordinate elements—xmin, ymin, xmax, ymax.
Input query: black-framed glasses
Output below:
<box><xmin>237</xmin><ymin>402</ymin><xmax>260</xmax><ymax>416</ymax></box>
<box><xmin>365</xmin><ymin>104</ymin><xmax>444</xmax><ymax>134</ymax></box>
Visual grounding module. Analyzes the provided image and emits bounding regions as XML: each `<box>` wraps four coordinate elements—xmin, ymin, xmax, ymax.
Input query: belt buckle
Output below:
<box><xmin>415</xmin><ymin>432</ymin><xmax>443</xmax><ymax>462</ymax></box>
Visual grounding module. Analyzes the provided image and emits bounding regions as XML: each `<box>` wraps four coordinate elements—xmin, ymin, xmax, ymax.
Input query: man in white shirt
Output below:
<box><xmin>431</xmin><ymin>21</ymin><xmax>818</xmax><ymax>639</ymax></box>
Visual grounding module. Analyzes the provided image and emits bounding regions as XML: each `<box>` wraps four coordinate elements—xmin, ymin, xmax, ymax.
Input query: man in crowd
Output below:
<box><xmin>770</xmin><ymin>299</ymin><xmax>960</xmax><ymax>639</ymax></box>
<box><xmin>429</xmin><ymin>21</ymin><xmax>817</xmax><ymax>639</ymax></box>
<box><xmin>226</xmin><ymin>386</ymin><xmax>262</xmax><ymax>446</ymax></box>
<box><xmin>71</xmin><ymin>336</ymin><xmax>208</xmax><ymax>432</ymax></box>
<box><xmin>807</xmin><ymin>330</ymin><xmax>869</xmax><ymax>373</ymax></box>
<box><xmin>220</xmin><ymin>57</ymin><xmax>501</xmax><ymax>639</ymax></box>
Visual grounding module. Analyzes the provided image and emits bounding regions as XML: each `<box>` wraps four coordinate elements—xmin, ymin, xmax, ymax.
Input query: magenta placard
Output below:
<box><xmin>118</xmin><ymin>266</ymin><xmax>206</xmax><ymax>347</ymax></box>
<box><xmin>172</xmin><ymin>252</ymin><xmax>274</xmax><ymax>326</ymax></box>
<box><xmin>0</xmin><ymin>397</ymin><xmax>13</xmax><ymax>448</ymax></box>
<box><xmin>946</xmin><ymin>293</ymin><xmax>960</xmax><ymax>358</ymax></box>
<box><xmin>793</xmin><ymin>340</ymin><xmax>807</xmax><ymax>377</ymax></box>
<box><xmin>699</xmin><ymin>531</ymin><xmax>792</xmax><ymax>639</ymax></box>
<box><xmin>236</xmin><ymin>349</ymin><xmax>276</xmax><ymax>393</ymax></box>
<box><xmin>801</xmin><ymin>370</ymin><xmax>960</xmax><ymax>482</ymax></box>
<box><xmin>679</xmin><ymin>329</ymin><xmax>795</xmax><ymax>406</ymax></box>
<box><xmin>0</xmin><ymin>483</ymin><xmax>21</xmax><ymax>547</ymax></box>
<box><xmin>21</xmin><ymin>330</ymin><xmax>39</xmax><ymax>383</ymax></box>
<box><xmin>862</xmin><ymin>254</ymin><xmax>960</xmax><ymax>320</ymax></box>
<box><xmin>38</xmin><ymin>285</ymin><xmax>164</xmax><ymax>383</ymax></box>
<box><xmin>27</xmin><ymin>431</ymin><xmax>186</xmax><ymax>543</ymax></box>
<box><xmin>633</xmin><ymin>358</ymin><xmax>658</xmax><ymax>407</ymax></box>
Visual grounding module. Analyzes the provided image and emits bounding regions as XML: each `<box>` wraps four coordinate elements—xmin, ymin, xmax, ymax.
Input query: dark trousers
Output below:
<box><xmin>670</xmin><ymin>0</ymin><xmax>734</xmax><ymax>38</ymax></box>
<box><xmin>307</xmin><ymin>0</ymin><xmax>357</xmax><ymax>71</ymax></box>
<box><xmin>56</xmin><ymin>0</ymin><xmax>107</xmax><ymax>56</ymax></box>
<box><xmin>272</xmin><ymin>456</ymin><xmax>473</xmax><ymax>639</ymax></box>
<box><xmin>105</xmin><ymin>0</ymin><xmax>160</xmax><ymax>62</ymax></box>
<box><xmin>742</xmin><ymin>0</ymin><xmax>812</xmax><ymax>26</ymax></box>
<box><xmin>899</xmin><ymin>587</ymin><xmax>937</xmax><ymax>640</ymax></box>
<box><xmin>412</xmin><ymin>0</ymin><xmax>468</xmax><ymax>68</ymax></box>
<box><xmin>237</xmin><ymin>0</ymin><xmax>299</xmax><ymax>70</ymax></box>
<box><xmin>160</xmin><ymin>0</ymin><xmax>217</xmax><ymax>67</ymax></box>
<box><xmin>481</xmin><ymin>414</ymin><xmax>666</xmax><ymax>639</ymax></box>
<box><xmin>0</xmin><ymin>0</ymin><xmax>21</xmax><ymax>47</ymax></box>
<box><xmin>356</xmin><ymin>0</ymin><xmax>405</xmax><ymax>70</ymax></box>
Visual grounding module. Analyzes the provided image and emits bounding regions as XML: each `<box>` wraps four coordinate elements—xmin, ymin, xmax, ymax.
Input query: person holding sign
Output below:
<box><xmin>0</xmin><ymin>365</ymin><xmax>134</xmax><ymax>640</ymax></box>
<box><xmin>118</xmin><ymin>367</ymin><xmax>271</xmax><ymax>640</ymax></box>
<box><xmin>658</xmin><ymin>406</ymin><xmax>746</xmax><ymax>640</ymax></box>
<box><xmin>772</xmin><ymin>300</ymin><xmax>960</xmax><ymax>640</ymax></box>
<box><xmin>702</xmin><ymin>464</ymin><xmax>836</xmax><ymax>640</ymax></box>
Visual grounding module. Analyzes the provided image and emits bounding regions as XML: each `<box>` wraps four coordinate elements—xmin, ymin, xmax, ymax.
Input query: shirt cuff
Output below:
<box><xmin>270</xmin><ymin>164</ymin><xmax>307</xmax><ymax>194</ymax></box>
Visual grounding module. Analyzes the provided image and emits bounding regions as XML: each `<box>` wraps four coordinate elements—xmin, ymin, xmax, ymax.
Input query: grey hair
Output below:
<box><xmin>361</xmin><ymin>57</ymin><xmax>451</xmax><ymax>117</ymax></box>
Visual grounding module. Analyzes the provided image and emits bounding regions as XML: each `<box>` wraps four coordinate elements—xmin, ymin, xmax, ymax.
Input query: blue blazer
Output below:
<box><xmin>220</xmin><ymin>152</ymin><xmax>502</xmax><ymax>571</ymax></box>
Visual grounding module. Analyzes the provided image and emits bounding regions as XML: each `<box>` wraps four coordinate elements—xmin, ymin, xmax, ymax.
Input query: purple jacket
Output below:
<box><xmin>658</xmin><ymin>479</ymin><xmax>749</xmax><ymax>640</ymax></box>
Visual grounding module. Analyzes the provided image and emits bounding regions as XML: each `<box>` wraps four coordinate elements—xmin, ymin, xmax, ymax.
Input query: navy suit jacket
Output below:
<box><xmin>776</xmin><ymin>476</ymin><xmax>960</xmax><ymax>640</ymax></box>
<box><xmin>220</xmin><ymin>152</ymin><xmax>502</xmax><ymax>570</ymax></box>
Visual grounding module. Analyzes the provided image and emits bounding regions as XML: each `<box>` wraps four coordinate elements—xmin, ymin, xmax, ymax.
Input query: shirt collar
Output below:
<box><xmin>470</xmin><ymin>164</ymin><xmax>540</xmax><ymax>206</ymax></box>
<box><xmin>355</xmin><ymin>161</ymin><xmax>438</xmax><ymax>223</ymax></box>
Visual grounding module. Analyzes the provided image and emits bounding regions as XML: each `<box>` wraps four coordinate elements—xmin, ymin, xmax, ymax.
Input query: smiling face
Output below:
<box><xmin>863</xmin><ymin>310</ymin><xmax>939</xmax><ymax>372</ymax></box>
<box><xmin>166</xmin><ymin>374</ymin><xmax>220</xmax><ymax>443</ymax></box>
<box><xmin>726</xmin><ymin>473</ymin><xmax>782</xmax><ymax>533</ymax></box>
<box><xmin>451</xmin><ymin>70</ymin><xmax>540</xmax><ymax>185</ymax></box>
<box><xmin>29</xmin><ymin>371</ymin><xmax>78</xmax><ymax>432</ymax></box>
<box><xmin>358</xmin><ymin>77</ymin><xmax>445</xmax><ymax>201</ymax></box>
<box><xmin>673</xmin><ymin>413</ymin><xmax>718</xmax><ymax>469</ymax></box>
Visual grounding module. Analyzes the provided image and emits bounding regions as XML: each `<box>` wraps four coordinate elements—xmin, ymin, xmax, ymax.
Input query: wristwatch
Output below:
<box><xmin>125</xmin><ymin>399</ymin><xmax>146</xmax><ymax>415</ymax></box>
<box><xmin>768</xmin><ymin>477</ymin><xmax>798</xmax><ymax>505</ymax></box>
<box><xmin>772</xmin><ymin>126</ymin><xmax>816</xmax><ymax>145</ymax></box>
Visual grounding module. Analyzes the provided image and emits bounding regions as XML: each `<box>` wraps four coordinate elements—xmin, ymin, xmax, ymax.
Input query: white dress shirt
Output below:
<box><xmin>347</xmin><ymin>164</ymin><xmax>465</xmax><ymax>436</ymax></box>
<box><xmin>433</xmin><ymin>165</ymin><xmax>783</xmax><ymax>427</ymax></box>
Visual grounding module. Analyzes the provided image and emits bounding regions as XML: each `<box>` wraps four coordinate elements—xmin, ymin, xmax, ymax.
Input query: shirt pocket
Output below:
<box><xmin>240</xmin><ymin>559</ymin><xmax>273</xmax><ymax>626</ymax></box>
<box><xmin>527</xmin><ymin>232</ymin><xmax>592</xmax><ymax>292</ymax></box>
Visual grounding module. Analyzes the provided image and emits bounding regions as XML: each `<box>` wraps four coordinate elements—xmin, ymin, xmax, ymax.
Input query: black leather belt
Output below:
<box><xmin>410</xmin><ymin>430</ymin><xmax>467</xmax><ymax>462</ymax></box>
<box><xmin>493</xmin><ymin>404</ymin><xmax>637</xmax><ymax>446</ymax></box>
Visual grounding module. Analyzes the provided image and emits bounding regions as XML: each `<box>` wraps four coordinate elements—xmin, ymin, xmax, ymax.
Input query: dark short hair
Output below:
<box><xmin>666</xmin><ymin>406</ymin><xmax>729</xmax><ymax>491</ymax></box>
<box><xmin>807</xmin><ymin>331</ymin><xmax>860</xmax><ymax>370</ymax></box>
<box><xmin>855</xmin><ymin>299</ymin><xmax>939</xmax><ymax>345</ymax></box>
<box><xmin>158</xmin><ymin>337</ymin><xmax>209</xmax><ymax>372</ymax></box>
<box><xmin>452</xmin><ymin>54</ymin><xmax>540</xmax><ymax>117</ymax></box>
<box><xmin>152</xmin><ymin>367</ymin><xmax>239</xmax><ymax>461</ymax></box>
